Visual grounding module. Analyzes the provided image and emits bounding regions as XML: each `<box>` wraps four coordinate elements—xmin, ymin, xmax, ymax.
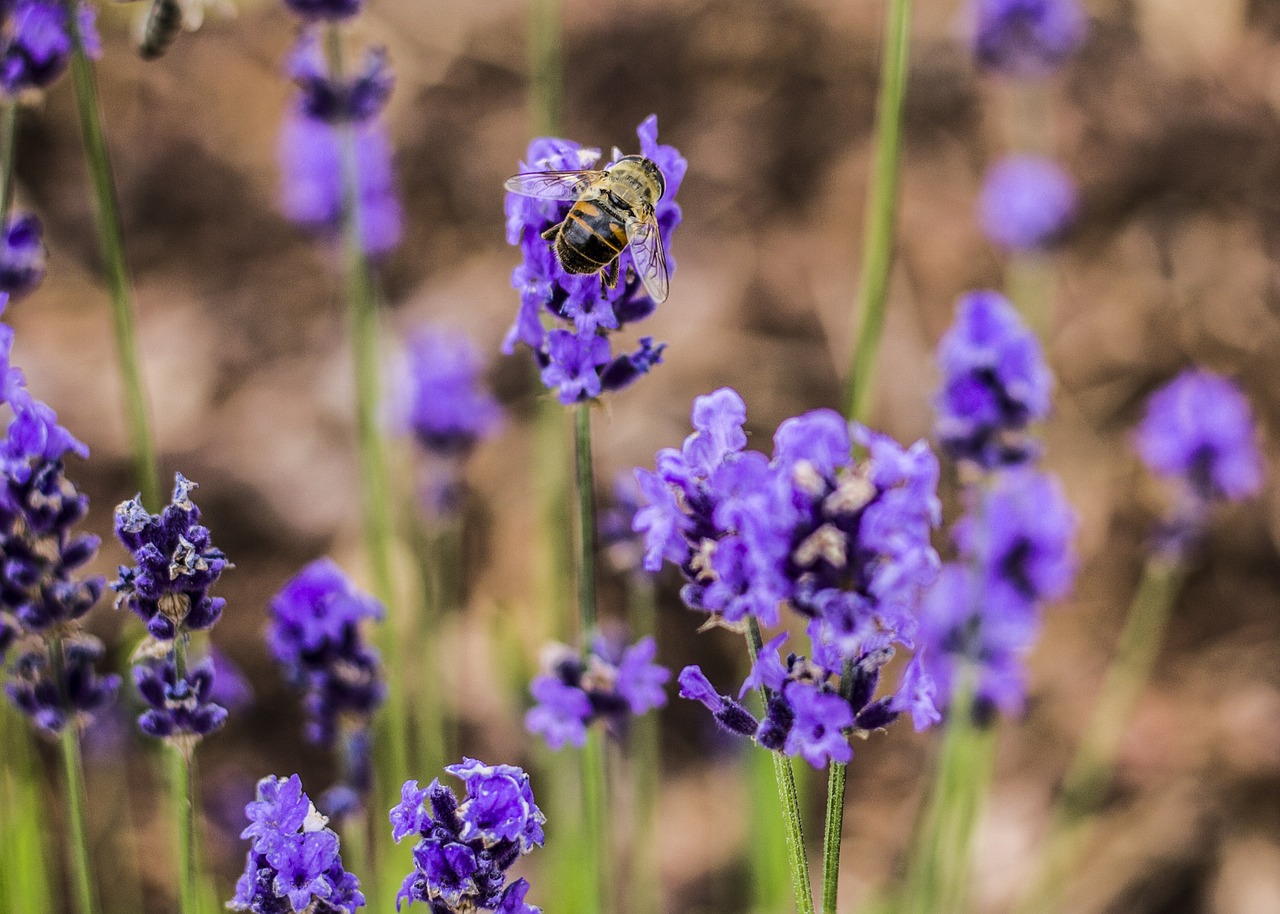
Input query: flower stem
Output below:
<box><xmin>59</xmin><ymin>726</ymin><xmax>98</xmax><ymax>914</ymax></box>
<box><xmin>529</xmin><ymin>0</ymin><xmax>561</xmax><ymax>136</ymax></box>
<box><xmin>894</xmin><ymin>673</ymin><xmax>997</xmax><ymax>914</ymax></box>
<box><xmin>573</xmin><ymin>403</ymin><xmax>598</xmax><ymax>638</ymax></box>
<box><xmin>843</xmin><ymin>0</ymin><xmax>913</xmax><ymax>424</ymax></box>
<box><xmin>325</xmin><ymin>24</ymin><xmax>408</xmax><ymax>786</ymax></box>
<box><xmin>582</xmin><ymin>728</ymin><xmax>610</xmax><ymax>914</ymax></box>
<box><xmin>64</xmin><ymin>10</ymin><xmax>162</xmax><ymax>510</ymax></box>
<box><xmin>746</xmin><ymin>617</ymin><xmax>815</xmax><ymax>914</ymax></box>
<box><xmin>0</xmin><ymin>706</ymin><xmax>53</xmax><ymax>914</ymax></box>
<box><xmin>0</xmin><ymin>101</ymin><xmax>17</xmax><ymax>217</ymax></box>
<box><xmin>1015</xmin><ymin>557</ymin><xmax>1185</xmax><ymax>914</ymax></box>
<box><xmin>169</xmin><ymin>746</ymin><xmax>198</xmax><ymax>914</ymax></box>
<box><xmin>627</xmin><ymin>575</ymin><xmax>661</xmax><ymax>914</ymax></box>
<box><xmin>819</xmin><ymin>661</ymin><xmax>854</xmax><ymax>914</ymax></box>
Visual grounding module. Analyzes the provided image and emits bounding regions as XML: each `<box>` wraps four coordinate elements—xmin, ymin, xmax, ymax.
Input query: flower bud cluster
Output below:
<box><xmin>0</xmin><ymin>323</ymin><xmax>118</xmax><ymax>734</ymax></box>
<box><xmin>635</xmin><ymin>387</ymin><xmax>943</xmax><ymax>767</ymax></box>
<box><xmin>503</xmin><ymin>116</ymin><xmax>685</xmax><ymax>404</ymax></box>
<box><xmin>230</xmin><ymin>773</ymin><xmax>366</xmax><ymax>914</ymax></box>
<box><xmin>0</xmin><ymin>0</ymin><xmax>99</xmax><ymax>96</ymax></box>
<box><xmin>390</xmin><ymin>758</ymin><xmax>544</xmax><ymax>914</ymax></box>
<box><xmin>525</xmin><ymin>634</ymin><xmax>669</xmax><ymax>750</ymax></box>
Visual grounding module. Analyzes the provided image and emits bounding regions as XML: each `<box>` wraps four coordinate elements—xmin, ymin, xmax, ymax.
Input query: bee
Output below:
<box><xmin>504</xmin><ymin>151</ymin><xmax>670</xmax><ymax>304</ymax></box>
<box><xmin>136</xmin><ymin>0</ymin><xmax>184</xmax><ymax>60</ymax></box>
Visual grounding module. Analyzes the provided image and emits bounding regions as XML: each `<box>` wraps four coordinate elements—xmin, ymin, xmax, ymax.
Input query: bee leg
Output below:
<box><xmin>602</xmin><ymin>258</ymin><xmax>620</xmax><ymax>290</ymax></box>
<box><xmin>540</xmin><ymin>222</ymin><xmax>561</xmax><ymax>242</ymax></box>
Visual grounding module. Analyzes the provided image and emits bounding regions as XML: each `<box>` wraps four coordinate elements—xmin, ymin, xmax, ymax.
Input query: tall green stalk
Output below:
<box><xmin>746</xmin><ymin>618</ymin><xmax>816</xmax><ymax>914</ymax></box>
<box><xmin>529</xmin><ymin>0</ymin><xmax>561</xmax><ymax>136</ymax></box>
<box><xmin>627</xmin><ymin>575</ymin><xmax>662</xmax><ymax>914</ymax></box>
<box><xmin>63</xmin><ymin>8</ymin><xmax>162</xmax><ymax>510</ymax></box>
<box><xmin>572</xmin><ymin>403</ymin><xmax>609</xmax><ymax>911</ymax></box>
<box><xmin>1015</xmin><ymin>557</ymin><xmax>1184</xmax><ymax>914</ymax></box>
<box><xmin>49</xmin><ymin>639</ymin><xmax>99</xmax><ymax>914</ymax></box>
<box><xmin>843</xmin><ymin>0</ymin><xmax>913</xmax><ymax>424</ymax></box>
<box><xmin>168</xmin><ymin>635</ymin><xmax>199</xmax><ymax>914</ymax></box>
<box><xmin>1</xmin><ymin>102</ymin><xmax>17</xmax><ymax>217</ymax></box>
<box><xmin>0</xmin><ymin>707</ymin><xmax>53</xmax><ymax>914</ymax></box>
<box><xmin>825</xmin><ymin>0</ymin><xmax>913</xmax><ymax>909</ymax></box>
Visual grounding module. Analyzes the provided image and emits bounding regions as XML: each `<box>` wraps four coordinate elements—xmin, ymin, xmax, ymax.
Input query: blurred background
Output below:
<box><xmin>7</xmin><ymin>0</ymin><xmax>1280</xmax><ymax>911</ymax></box>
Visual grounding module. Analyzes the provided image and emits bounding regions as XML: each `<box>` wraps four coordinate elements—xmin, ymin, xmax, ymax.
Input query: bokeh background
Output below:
<box><xmin>7</xmin><ymin>0</ymin><xmax>1280</xmax><ymax>911</ymax></box>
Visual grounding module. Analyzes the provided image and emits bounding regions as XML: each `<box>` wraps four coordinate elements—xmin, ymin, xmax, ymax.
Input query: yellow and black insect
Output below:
<box><xmin>136</xmin><ymin>0</ymin><xmax>183</xmax><ymax>60</ymax></box>
<box><xmin>504</xmin><ymin>152</ymin><xmax>670</xmax><ymax>304</ymax></box>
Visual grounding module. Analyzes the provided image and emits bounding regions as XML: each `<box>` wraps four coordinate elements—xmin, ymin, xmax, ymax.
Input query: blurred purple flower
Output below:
<box><xmin>1</xmin><ymin>0</ymin><xmax>98</xmax><ymax>94</ymax></box>
<box><xmin>0</xmin><ymin>213</ymin><xmax>46</xmax><ymax>299</ymax></box>
<box><xmin>968</xmin><ymin>0</ymin><xmax>1086</xmax><ymax>77</ymax></box>
<box><xmin>402</xmin><ymin>328</ymin><xmax>502</xmax><ymax>459</ymax></box>
<box><xmin>288</xmin><ymin>29</ymin><xmax>392</xmax><ymax>124</ymax></box>
<box><xmin>978</xmin><ymin>154</ymin><xmax>1077</xmax><ymax>252</ymax></box>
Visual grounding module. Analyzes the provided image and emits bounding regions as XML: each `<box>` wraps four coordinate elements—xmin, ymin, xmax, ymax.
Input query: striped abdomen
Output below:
<box><xmin>555</xmin><ymin>198</ymin><xmax>629</xmax><ymax>274</ymax></box>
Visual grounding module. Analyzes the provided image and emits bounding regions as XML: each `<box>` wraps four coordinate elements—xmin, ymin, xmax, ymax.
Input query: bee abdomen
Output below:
<box><xmin>138</xmin><ymin>0</ymin><xmax>183</xmax><ymax>60</ymax></box>
<box><xmin>556</xmin><ymin>204</ymin><xmax>627</xmax><ymax>273</ymax></box>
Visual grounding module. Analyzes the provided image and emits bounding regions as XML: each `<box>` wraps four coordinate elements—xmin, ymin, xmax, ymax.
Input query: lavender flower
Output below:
<box><xmin>278</xmin><ymin>111</ymin><xmax>402</xmax><ymax>256</ymax></box>
<box><xmin>134</xmin><ymin>657</ymin><xmax>228</xmax><ymax>755</ymax></box>
<box><xmin>112</xmin><ymin>473</ymin><xmax>228</xmax><ymax>641</ymax></box>
<box><xmin>967</xmin><ymin>0</ymin><xmax>1087</xmax><ymax>78</ymax></box>
<box><xmin>288</xmin><ymin>29</ymin><xmax>393</xmax><ymax>124</ymax></box>
<box><xmin>1136</xmin><ymin>369</ymin><xmax>1263</xmax><ymax>503</ymax></box>
<box><xmin>0</xmin><ymin>0</ymin><xmax>99</xmax><ymax>94</ymax></box>
<box><xmin>403</xmin><ymin>328</ymin><xmax>502</xmax><ymax>459</ymax></box>
<box><xmin>525</xmin><ymin>634</ymin><xmax>669</xmax><ymax>750</ymax></box>
<box><xmin>503</xmin><ymin>116</ymin><xmax>686</xmax><ymax>404</ymax></box>
<box><xmin>268</xmin><ymin>558</ymin><xmax>385</xmax><ymax>756</ymax></box>
<box><xmin>977</xmin><ymin>155</ymin><xmax>1077</xmax><ymax>253</ymax></box>
<box><xmin>281</xmin><ymin>0</ymin><xmax>361</xmax><ymax>21</ymax></box>
<box><xmin>0</xmin><ymin>349</ymin><xmax>118</xmax><ymax>734</ymax></box>
<box><xmin>934</xmin><ymin>290</ymin><xmax>1052</xmax><ymax>468</ymax></box>
<box><xmin>391</xmin><ymin>758</ymin><xmax>544</xmax><ymax>913</ymax></box>
<box><xmin>230</xmin><ymin>774</ymin><xmax>365</xmax><ymax>914</ymax></box>
<box><xmin>0</xmin><ymin>213</ymin><xmax>46</xmax><ymax>299</ymax></box>
<box><xmin>635</xmin><ymin>388</ymin><xmax>942</xmax><ymax>767</ymax></box>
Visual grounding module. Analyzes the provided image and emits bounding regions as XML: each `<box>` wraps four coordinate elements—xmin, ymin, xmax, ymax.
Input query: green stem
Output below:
<box><xmin>60</xmin><ymin>727</ymin><xmax>98</xmax><ymax>914</ymax></box>
<box><xmin>573</xmin><ymin>403</ymin><xmax>598</xmax><ymax>638</ymax></box>
<box><xmin>582</xmin><ymin>729</ymin><xmax>610</xmax><ymax>914</ymax></box>
<box><xmin>529</xmin><ymin>0</ymin><xmax>561</xmax><ymax>136</ymax></box>
<box><xmin>0</xmin><ymin>102</ymin><xmax>17</xmax><ymax>218</ymax></box>
<box><xmin>819</xmin><ymin>661</ymin><xmax>854</xmax><ymax>914</ymax></box>
<box><xmin>1015</xmin><ymin>557</ymin><xmax>1185</xmax><ymax>914</ymax></box>
<box><xmin>325</xmin><ymin>24</ymin><xmax>408</xmax><ymax>784</ymax></box>
<box><xmin>843</xmin><ymin>0</ymin><xmax>913</xmax><ymax>423</ymax></box>
<box><xmin>628</xmin><ymin>576</ymin><xmax>661</xmax><ymax>914</ymax></box>
<box><xmin>746</xmin><ymin>618</ymin><xmax>815</xmax><ymax>914</ymax></box>
<box><xmin>64</xmin><ymin>10</ymin><xmax>162</xmax><ymax>510</ymax></box>
<box><xmin>170</xmin><ymin>747</ymin><xmax>197</xmax><ymax>914</ymax></box>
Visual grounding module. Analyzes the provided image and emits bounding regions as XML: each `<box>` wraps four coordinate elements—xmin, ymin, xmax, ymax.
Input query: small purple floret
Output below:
<box><xmin>978</xmin><ymin>154</ymin><xmax>1077</xmax><ymax>252</ymax></box>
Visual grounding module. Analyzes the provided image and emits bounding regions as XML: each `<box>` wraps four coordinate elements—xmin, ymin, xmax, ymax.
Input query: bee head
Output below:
<box><xmin>611</xmin><ymin>155</ymin><xmax>666</xmax><ymax>201</ymax></box>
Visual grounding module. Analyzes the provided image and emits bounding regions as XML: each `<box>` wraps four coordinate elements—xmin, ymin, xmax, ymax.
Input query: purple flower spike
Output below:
<box><xmin>393</xmin><ymin>759</ymin><xmax>544</xmax><ymax>913</ymax></box>
<box><xmin>1</xmin><ymin>0</ymin><xmax>100</xmax><ymax>94</ymax></box>
<box><xmin>402</xmin><ymin>328</ymin><xmax>503</xmax><ymax>459</ymax></box>
<box><xmin>230</xmin><ymin>774</ymin><xmax>364</xmax><ymax>913</ymax></box>
<box><xmin>282</xmin><ymin>0</ymin><xmax>361</xmax><ymax>22</ymax></box>
<box><xmin>278</xmin><ymin>112</ymin><xmax>402</xmax><ymax>256</ymax></box>
<box><xmin>934</xmin><ymin>290</ymin><xmax>1052</xmax><ymax>468</ymax></box>
<box><xmin>0</xmin><ymin>213</ymin><xmax>46</xmax><ymax>300</ymax></box>
<box><xmin>968</xmin><ymin>0</ymin><xmax>1087</xmax><ymax>78</ymax></box>
<box><xmin>783</xmin><ymin>682</ymin><xmax>855</xmax><ymax>768</ymax></box>
<box><xmin>504</xmin><ymin>118</ymin><xmax>685</xmax><ymax>403</ymax></box>
<box><xmin>1136</xmin><ymin>369</ymin><xmax>1263</xmax><ymax>503</ymax></box>
<box><xmin>288</xmin><ymin>29</ymin><xmax>392</xmax><ymax>123</ymax></box>
<box><xmin>978</xmin><ymin>155</ymin><xmax>1077</xmax><ymax>253</ymax></box>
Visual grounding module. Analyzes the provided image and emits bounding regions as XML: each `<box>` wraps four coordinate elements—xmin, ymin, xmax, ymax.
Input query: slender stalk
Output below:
<box><xmin>819</xmin><ymin>661</ymin><xmax>854</xmax><ymax>914</ymax></box>
<box><xmin>628</xmin><ymin>575</ymin><xmax>661</xmax><ymax>914</ymax></box>
<box><xmin>324</xmin><ymin>25</ymin><xmax>408</xmax><ymax>785</ymax></box>
<box><xmin>0</xmin><ymin>102</ymin><xmax>17</xmax><ymax>217</ymax></box>
<box><xmin>843</xmin><ymin>0</ymin><xmax>913</xmax><ymax>423</ymax></box>
<box><xmin>63</xmin><ymin>9</ymin><xmax>162</xmax><ymax>510</ymax></box>
<box><xmin>529</xmin><ymin>0</ymin><xmax>561</xmax><ymax>136</ymax></box>
<box><xmin>1</xmin><ymin>706</ymin><xmax>53</xmax><ymax>914</ymax></box>
<box><xmin>1015</xmin><ymin>557</ymin><xmax>1184</xmax><ymax>914</ymax></box>
<box><xmin>169</xmin><ymin>746</ymin><xmax>197</xmax><ymax>914</ymax></box>
<box><xmin>573</xmin><ymin>403</ymin><xmax>598</xmax><ymax>637</ymax></box>
<box><xmin>582</xmin><ymin>729</ymin><xmax>610</xmax><ymax>914</ymax></box>
<box><xmin>746</xmin><ymin>618</ymin><xmax>816</xmax><ymax>914</ymax></box>
<box><xmin>826</xmin><ymin>0</ymin><xmax>913</xmax><ymax>906</ymax></box>
<box><xmin>49</xmin><ymin>639</ymin><xmax>99</xmax><ymax>914</ymax></box>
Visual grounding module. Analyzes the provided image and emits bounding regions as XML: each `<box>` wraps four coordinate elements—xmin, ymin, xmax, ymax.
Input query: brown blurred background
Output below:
<box><xmin>8</xmin><ymin>0</ymin><xmax>1280</xmax><ymax>911</ymax></box>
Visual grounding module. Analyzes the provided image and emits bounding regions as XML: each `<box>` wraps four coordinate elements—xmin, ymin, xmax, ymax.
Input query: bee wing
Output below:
<box><xmin>503</xmin><ymin>170</ymin><xmax>606</xmax><ymax>201</ymax></box>
<box><xmin>625</xmin><ymin>213</ymin><xmax>670</xmax><ymax>304</ymax></box>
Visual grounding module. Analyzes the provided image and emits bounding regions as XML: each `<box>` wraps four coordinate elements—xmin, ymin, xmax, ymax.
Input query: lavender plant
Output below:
<box><xmin>390</xmin><ymin>758</ymin><xmax>544</xmax><ymax>914</ymax></box>
<box><xmin>229</xmin><ymin>773</ymin><xmax>366</xmax><ymax>913</ymax></box>
<box><xmin>967</xmin><ymin>0</ymin><xmax>1087</xmax><ymax>78</ymax></box>
<box><xmin>114</xmin><ymin>473</ymin><xmax>229</xmax><ymax>913</ymax></box>
<box><xmin>635</xmin><ymin>386</ymin><xmax>943</xmax><ymax>912</ymax></box>
<box><xmin>977</xmin><ymin>155</ymin><xmax>1077</xmax><ymax>254</ymax></box>
<box><xmin>0</xmin><ymin>320</ymin><xmax>118</xmax><ymax>914</ymax></box>
<box><xmin>268</xmin><ymin>558</ymin><xmax>386</xmax><ymax>821</ymax></box>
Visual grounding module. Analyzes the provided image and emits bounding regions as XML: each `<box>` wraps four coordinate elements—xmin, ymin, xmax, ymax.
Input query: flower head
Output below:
<box><xmin>504</xmin><ymin>117</ymin><xmax>684</xmax><ymax>403</ymax></box>
<box><xmin>525</xmin><ymin>635</ymin><xmax>669</xmax><ymax>750</ymax></box>
<box><xmin>402</xmin><ymin>328</ymin><xmax>503</xmax><ymax>459</ymax></box>
<box><xmin>934</xmin><ymin>290</ymin><xmax>1052</xmax><ymax>468</ymax></box>
<box><xmin>6</xmin><ymin>634</ymin><xmax>119</xmax><ymax>734</ymax></box>
<box><xmin>968</xmin><ymin>0</ymin><xmax>1087</xmax><ymax>77</ymax></box>
<box><xmin>134</xmin><ymin>657</ymin><xmax>228</xmax><ymax>757</ymax></box>
<box><xmin>1</xmin><ymin>0</ymin><xmax>99</xmax><ymax>94</ymax></box>
<box><xmin>288</xmin><ymin>29</ymin><xmax>392</xmax><ymax>123</ymax></box>
<box><xmin>112</xmin><ymin>473</ymin><xmax>227</xmax><ymax>641</ymax></box>
<box><xmin>281</xmin><ymin>0</ymin><xmax>361</xmax><ymax>22</ymax></box>
<box><xmin>978</xmin><ymin>155</ymin><xmax>1076</xmax><ymax>252</ymax></box>
<box><xmin>230</xmin><ymin>774</ymin><xmax>365</xmax><ymax>914</ymax></box>
<box><xmin>637</xmin><ymin>388</ymin><xmax>943</xmax><ymax>766</ymax></box>
<box><xmin>1136</xmin><ymin>369</ymin><xmax>1263</xmax><ymax>503</ymax></box>
<box><xmin>391</xmin><ymin>759</ymin><xmax>544</xmax><ymax>913</ymax></box>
